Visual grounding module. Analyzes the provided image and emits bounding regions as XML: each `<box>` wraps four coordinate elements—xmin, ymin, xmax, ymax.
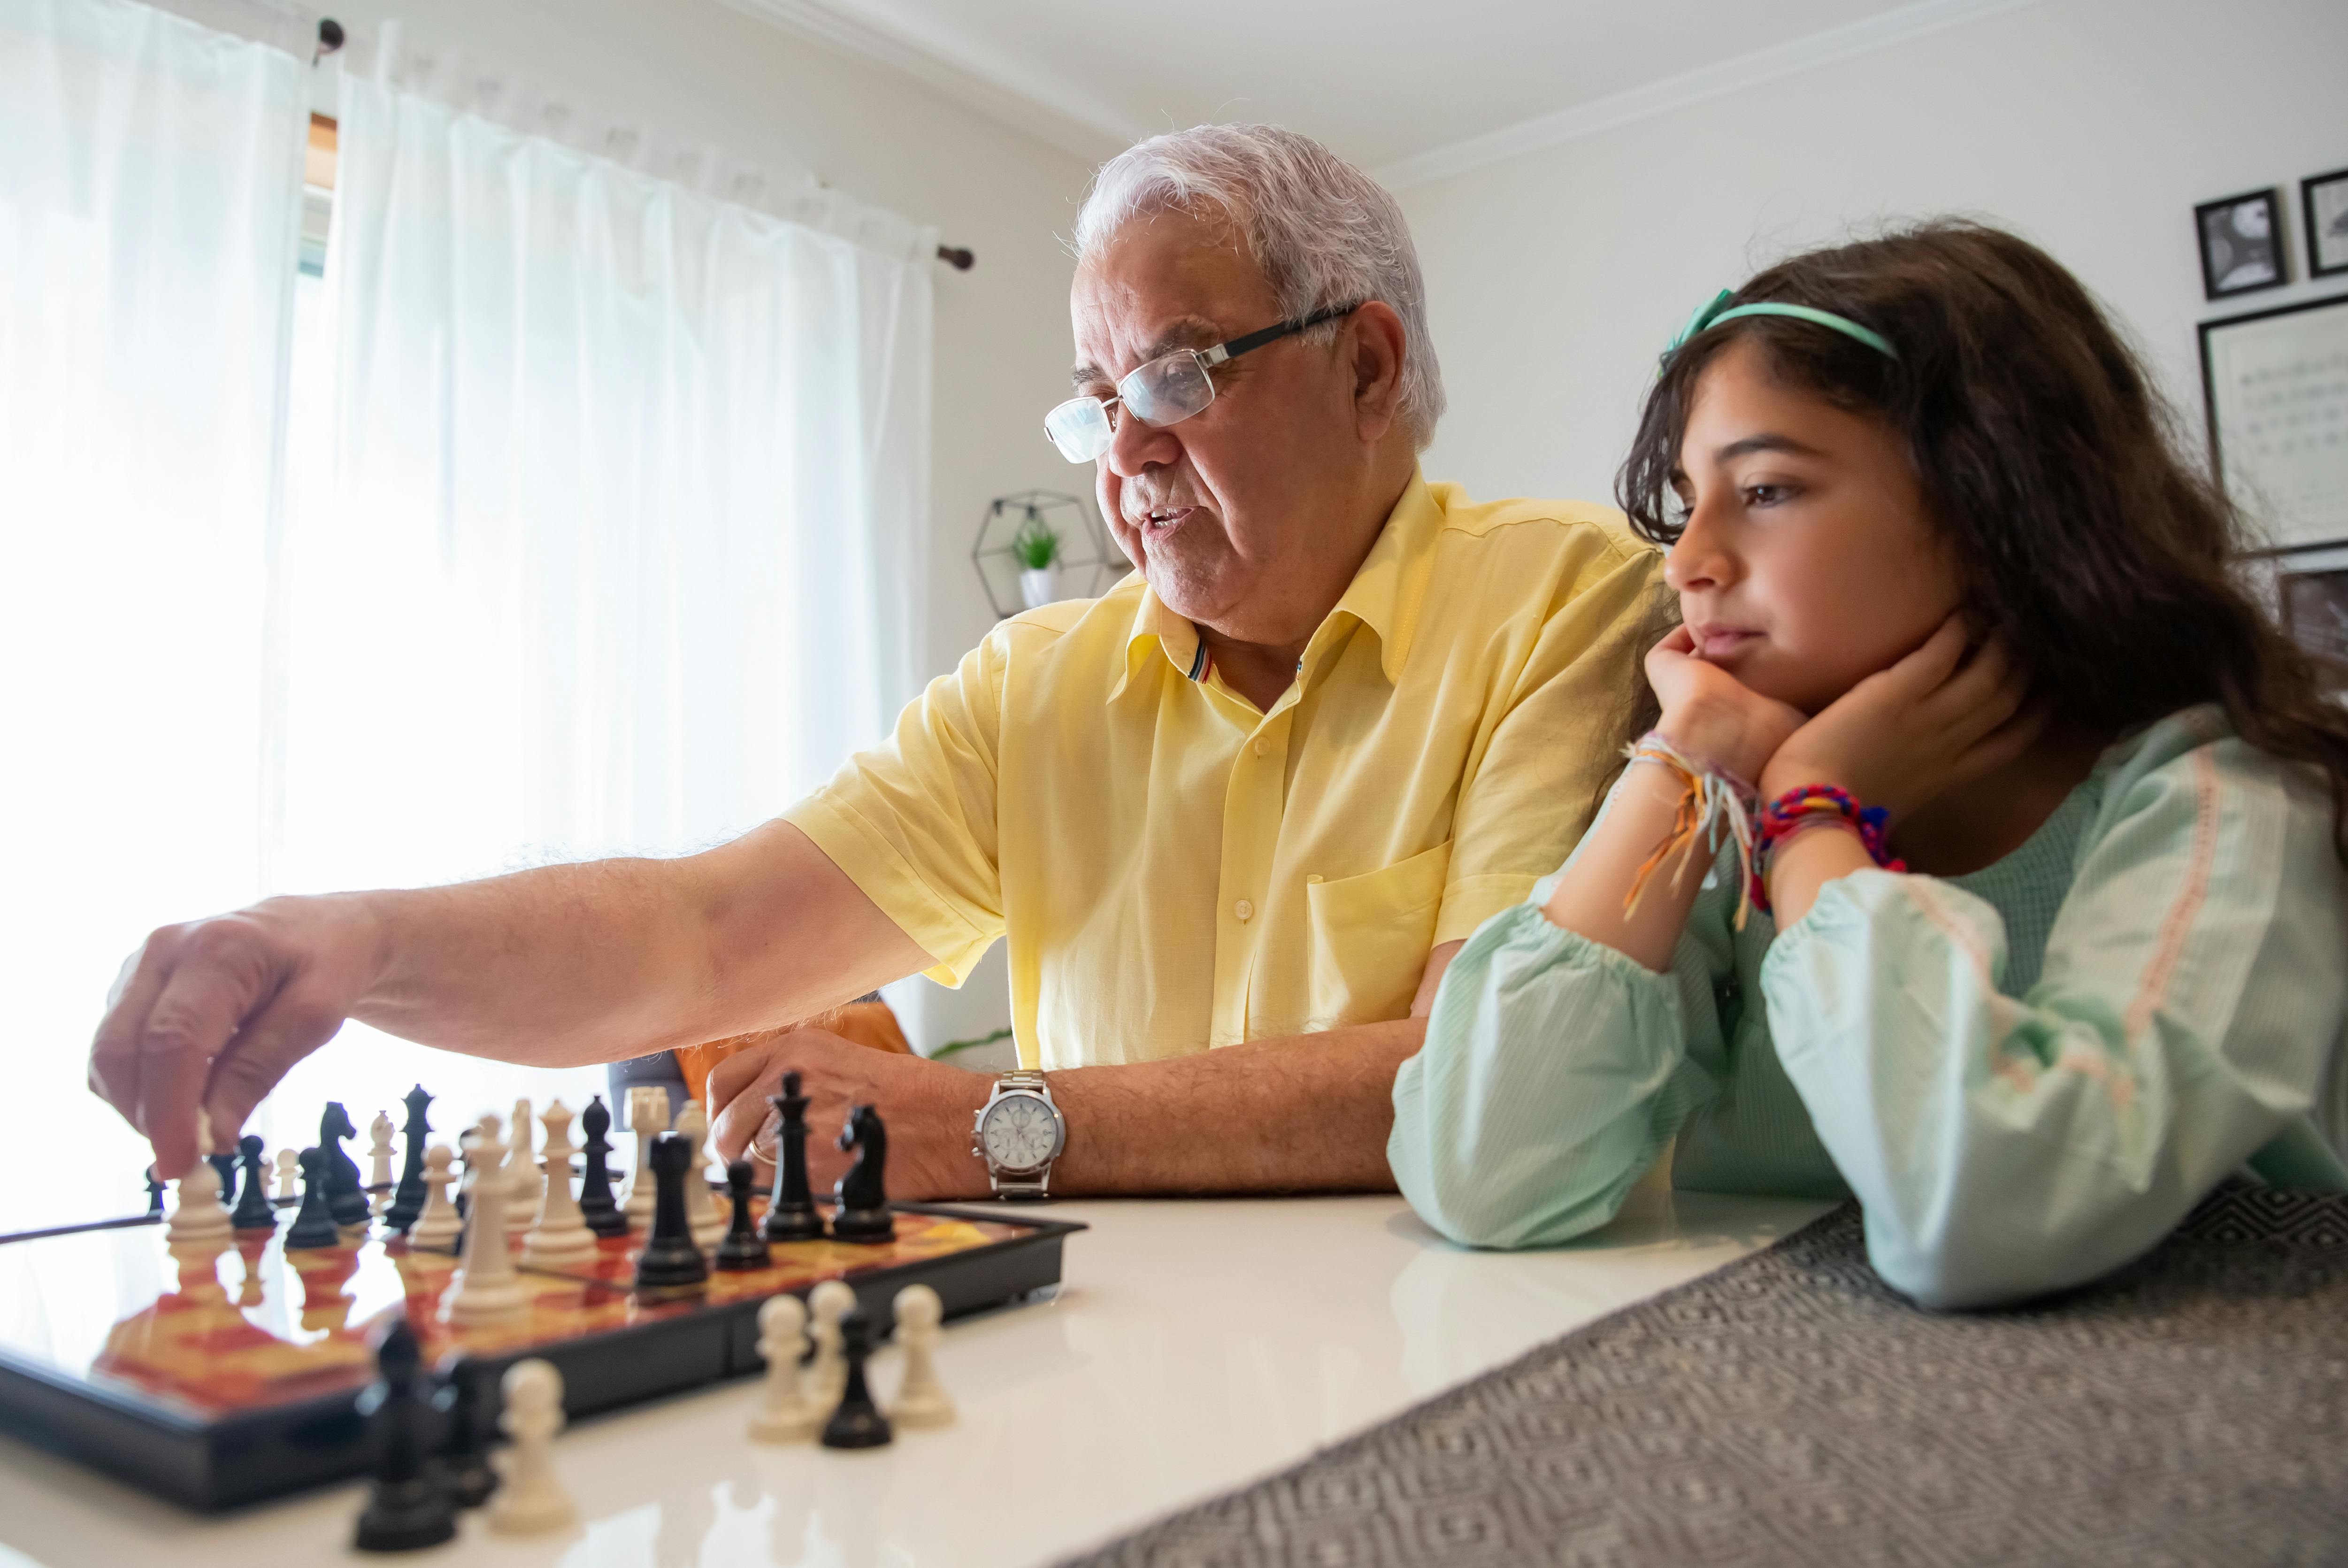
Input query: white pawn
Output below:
<box><xmin>506</xmin><ymin>1096</ymin><xmax>542</xmax><ymax>1227</ymax></box>
<box><xmin>622</xmin><ymin>1086</ymin><xmax>669</xmax><ymax>1234</ymax></box>
<box><xmin>676</xmin><ymin>1099</ymin><xmax>724</xmax><ymax>1250</ymax></box>
<box><xmin>521</xmin><ymin>1100</ymin><xmax>595</xmax><ymax>1267</ymax></box>
<box><xmin>446</xmin><ymin>1115</ymin><xmax>527</xmax><ymax>1322</ymax></box>
<box><xmin>890</xmin><ymin>1284</ymin><xmax>954</xmax><ymax>1429</ymax></box>
<box><xmin>411</xmin><ymin>1145</ymin><xmax>462</xmax><ymax>1248</ymax></box>
<box><xmin>747</xmin><ymin>1295</ymin><xmax>820</xmax><ymax>1442</ymax></box>
<box><xmin>165</xmin><ymin>1111</ymin><xmax>233</xmax><ymax>1246</ymax></box>
<box><xmin>273</xmin><ymin>1148</ymin><xmax>301</xmax><ymax>1201</ymax></box>
<box><xmin>486</xmin><ymin>1359</ymin><xmax>576</xmax><ymax>1535</ymax></box>
<box><xmin>367</xmin><ymin>1109</ymin><xmax>397</xmax><ymax>1215</ymax></box>
<box><xmin>807</xmin><ymin>1278</ymin><xmax>855</xmax><ymax>1408</ymax></box>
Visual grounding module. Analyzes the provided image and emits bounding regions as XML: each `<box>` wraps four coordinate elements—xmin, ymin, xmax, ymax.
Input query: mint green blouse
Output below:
<box><xmin>1389</xmin><ymin>708</ymin><xmax>2348</xmax><ymax>1307</ymax></box>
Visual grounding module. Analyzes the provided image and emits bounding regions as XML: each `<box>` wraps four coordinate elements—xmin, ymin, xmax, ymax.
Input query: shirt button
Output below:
<box><xmin>1234</xmin><ymin>899</ymin><xmax>1254</xmax><ymax>922</ymax></box>
<box><xmin>1252</xmin><ymin>738</ymin><xmax>1267</xmax><ymax>758</ymax></box>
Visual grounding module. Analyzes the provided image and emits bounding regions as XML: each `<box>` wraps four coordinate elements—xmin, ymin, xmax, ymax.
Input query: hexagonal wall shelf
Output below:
<box><xmin>971</xmin><ymin>491</ymin><xmax>1128</xmax><ymax>620</ymax></box>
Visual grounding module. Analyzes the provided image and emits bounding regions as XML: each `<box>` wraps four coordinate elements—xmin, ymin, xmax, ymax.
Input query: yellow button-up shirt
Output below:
<box><xmin>785</xmin><ymin>471</ymin><xmax>1664</xmax><ymax>1069</ymax></box>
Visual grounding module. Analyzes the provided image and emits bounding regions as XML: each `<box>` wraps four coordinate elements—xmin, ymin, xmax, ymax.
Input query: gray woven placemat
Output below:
<box><xmin>1061</xmin><ymin>1187</ymin><xmax>2348</xmax><ymax>1568</ymax></box>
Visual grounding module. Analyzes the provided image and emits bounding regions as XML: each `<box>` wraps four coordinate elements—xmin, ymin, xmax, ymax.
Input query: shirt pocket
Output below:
<box><xmin>1305</xmin><ymin>840</ymin><xmax>1452</xmax><ymax>1030</ymax></box>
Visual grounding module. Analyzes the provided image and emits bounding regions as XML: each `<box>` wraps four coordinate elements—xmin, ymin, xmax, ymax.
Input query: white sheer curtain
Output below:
<box><xmin>0</xmin><ymin>0</ymin><xmax>307</xmax><ymax>1232</ymax></box>
<box><xmin>261</xmin><ymin>64</ymin><xmax>935</xmax><ymax>1151</ymax></box>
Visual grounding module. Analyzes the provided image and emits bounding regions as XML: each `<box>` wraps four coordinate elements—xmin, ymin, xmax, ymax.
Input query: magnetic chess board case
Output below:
<box><xmin>0</xmin><ymin>1199</ymin><xmax>1081</xmax><ymax>1511</ymax></box>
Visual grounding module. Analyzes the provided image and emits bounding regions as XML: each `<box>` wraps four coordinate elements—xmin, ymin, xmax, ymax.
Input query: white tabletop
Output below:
<box><xmin>0</xmin><ymin>1183</ymin><xmax>1830</xmax><ymax>1568</ymax></box>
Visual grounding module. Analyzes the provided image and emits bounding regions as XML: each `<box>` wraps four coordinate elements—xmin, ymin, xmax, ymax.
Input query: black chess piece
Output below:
<box><xmin>578</xmin><ymin>1095</ymin><xmax>629</xmax><ymax>1239</ymax></box>
<box><xmin>383</xmin><ymin>1085</ymin><xmax>433</xmax><ymax>1232</ymax></box>
<box><xmin>231</xmin><ymin>1135</ymin><xmax>277</xmax><ymax>1231</ymax></box>
<box><xmin>143</xmin><ymin>1165</ymin><xmax>166</xmax><ymax>1218</ymax></box>
<box><xmin>285</xmin><ymin>1148</ymin><xmax>345</xmax><ymax>1249</ymax></box>
<box><xmin>818</xmin><ymin>1309</ymin><xmax>893</xmax><ymax>1449</ymax></box>
<box><xmin>761</xmin><ymin>1071</ymin><xmax>824</xmax><ymax>1243</ymax></box>
<box><xmin>439</xmin><ymin>1363</ymin><xmax>499</xmax><ymax>1509</ymax></box>
<box><xmin>321</xmin><ymin>1102</ymin><xmax>371</xmax><ymax>1227</ymax></box>
<box><xmin>830</xmin><ymin>1105</ymin><xmax>896</xmax><ymax>1243</ymax></box>
<box><xmin>352</xmin><ymin>1319</ymin><xmax>458</xmax><ymax>1553</ymax></box>
<box><xmin>714</xmin><ymin>1159</ymin><xmax>772</xmax><ymax>1271</ymax></box>
<box><xmin>631</xmin><ymin>1131</ymin><xmax>710</xmax><ymax>1291</ymax></box>
<box><xmin>207</xmin><ymin>1148</ymin><xmax>240</xmax><ymax>1209</ymax></box>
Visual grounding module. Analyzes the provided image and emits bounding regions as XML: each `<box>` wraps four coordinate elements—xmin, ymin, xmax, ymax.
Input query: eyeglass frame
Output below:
<box><xmin>1044</xmin><ymin>301</ymin><xmax>1362</xmax><ymax>462</ymax></box>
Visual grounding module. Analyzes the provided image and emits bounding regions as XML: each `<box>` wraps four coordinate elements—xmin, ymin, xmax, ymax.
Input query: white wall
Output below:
<box><xmin>1404</xmin><ymin>0</ymin><xmax>2348</xmax><ymax>516</ymax></box>
<box><xmin>311</xmin><ymin>0</ymin><xmax>1094</xmax><ymax>1053</ymax></box>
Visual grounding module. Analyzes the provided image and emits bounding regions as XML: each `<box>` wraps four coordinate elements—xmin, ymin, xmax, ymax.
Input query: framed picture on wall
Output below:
<box><xmin>2195</xmin><ymin>188</ymin><xmax>2287</xmax><ymax>300</ymax></box>
<box><xmin>2274</xmin><ymin>542</ymin><xmax>2348</xmax><ymax>684</ymax></box>
<box><xmin>2304</xmin><ymin>168</ymin><xmax>2348</xmax><ymax>279</ymax></box>
<box><xmin>2202</xmin><ymin>294</ymin><xmax>2348</xmax><ymax>550</ymax></box>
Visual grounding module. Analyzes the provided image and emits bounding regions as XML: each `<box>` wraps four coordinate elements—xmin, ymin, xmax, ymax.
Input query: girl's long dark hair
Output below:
<box><xmin>1616</xmin><ymin>220</ymin><xmax>2348</xmax><ymax>864</ymax></box>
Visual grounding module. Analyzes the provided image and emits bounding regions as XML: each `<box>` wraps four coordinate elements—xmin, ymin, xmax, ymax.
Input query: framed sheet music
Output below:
<box><xmin>2202</xmin><ymin>294</ymin><xmax>2348</xmax><ymax>550</ymax></box>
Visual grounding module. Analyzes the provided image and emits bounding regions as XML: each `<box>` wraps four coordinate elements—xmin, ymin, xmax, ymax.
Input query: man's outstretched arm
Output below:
<box><xmin>706</xmin><ymin>941</ymin><xmax>1465</xmax><ymax>1199</ymax></box>
<box><xmin>88</xmin><ymin>822</ymin><xmax>928</xmax><ymax>1178</ymax></box>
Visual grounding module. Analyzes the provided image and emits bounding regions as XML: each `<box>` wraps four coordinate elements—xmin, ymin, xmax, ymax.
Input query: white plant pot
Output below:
<box><xmin>1019</xmin><ymin>565</ymin><xmax>1060</xmax><ymax>609</ymax></box>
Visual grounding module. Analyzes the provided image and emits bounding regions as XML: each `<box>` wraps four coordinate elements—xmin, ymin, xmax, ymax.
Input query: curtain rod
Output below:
<box><xmin>309</xmin><ymin>17</ymin><xmax>974</xmax><ymax>270</ymax></box>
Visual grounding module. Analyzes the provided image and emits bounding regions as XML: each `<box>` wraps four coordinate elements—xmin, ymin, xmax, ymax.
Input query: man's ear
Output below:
<box><xmin>1348</xmin><ymin>300</ymin><xmax>1408</xmax><ymax>443</ymax></box>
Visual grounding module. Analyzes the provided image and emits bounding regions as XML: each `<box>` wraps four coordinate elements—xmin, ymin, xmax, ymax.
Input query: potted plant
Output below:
<box><xmin>1011</xmin><ymin>510</ymin><xmax>1063</xmax><ymax>609</ymax></box>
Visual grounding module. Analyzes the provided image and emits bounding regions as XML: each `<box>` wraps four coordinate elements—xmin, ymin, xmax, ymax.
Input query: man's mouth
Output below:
<box><xmin>1135</xmin><ymin>506</ymin><xmax>1197</xmax><ymax>543</ymax></box>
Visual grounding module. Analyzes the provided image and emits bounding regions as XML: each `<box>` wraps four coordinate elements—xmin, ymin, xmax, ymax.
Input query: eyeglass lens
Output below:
<box><xmin>1044</xmin><ymin>349</ymin><xmax>1219</xmax><ymax>462</ymax></box>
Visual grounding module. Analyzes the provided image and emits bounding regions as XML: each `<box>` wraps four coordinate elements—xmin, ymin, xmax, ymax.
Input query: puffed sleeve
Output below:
<box><xmin>1391</xmin><ymin>815</ymin><xmax>1741</xmax><ymax>1248</ymax></box>
<box><xmin>1763</xmin><ymin>734</ymin><xmax>2348</xmax><ymax>1309</ymax></box>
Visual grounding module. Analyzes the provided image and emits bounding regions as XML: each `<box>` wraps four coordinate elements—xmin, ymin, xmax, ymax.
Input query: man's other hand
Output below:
<box><xmin>705</xmin><ymin>1028</ymin><xmax>994</xmax><ymax>1202</ymax></box>
<box><xmin>88</xmin><ymin>895</ymin><xmax>382</xmax><ymax>1179</ymax></box>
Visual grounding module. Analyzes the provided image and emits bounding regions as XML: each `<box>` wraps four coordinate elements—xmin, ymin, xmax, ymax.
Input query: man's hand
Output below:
<box><xmin>705</xmin><ymin>1029</ymin><xmax>994</xmax><ymax>1201</ymax></box>
<box><xmin>88</xmin><ymin>895</ymin><xmax>385</xmax><ymax>1179</ymax></box>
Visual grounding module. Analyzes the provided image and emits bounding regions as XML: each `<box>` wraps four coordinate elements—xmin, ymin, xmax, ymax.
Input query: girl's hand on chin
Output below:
<box><xmin>1758</xmin><ymin>616</ymin><xmax>2044</xmax><ymax>819</ymax></box>
<box><xmin>1645</xmin><ymin>625</ymin><xmax>1806</xmax><ymax>784</ymax></box>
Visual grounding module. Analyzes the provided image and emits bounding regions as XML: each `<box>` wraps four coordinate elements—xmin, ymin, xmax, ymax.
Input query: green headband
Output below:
<box><xmin>1661</xmin><ymin>287</ymin><xmax>1898</xmax><ymax>367</ymax></box>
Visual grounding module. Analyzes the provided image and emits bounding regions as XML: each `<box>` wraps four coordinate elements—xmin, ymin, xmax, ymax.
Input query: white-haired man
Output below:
<box><xmin>92</xmin><ymin>125</ymin><xmax>1663</xmax><ymax>1200</ymax></box>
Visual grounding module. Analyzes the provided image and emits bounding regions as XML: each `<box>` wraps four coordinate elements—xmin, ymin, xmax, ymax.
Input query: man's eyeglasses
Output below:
<box><xmin>1044</xmin><ymin>302</ymin><xmax>1359</xmax><ymax>463</ymax></box>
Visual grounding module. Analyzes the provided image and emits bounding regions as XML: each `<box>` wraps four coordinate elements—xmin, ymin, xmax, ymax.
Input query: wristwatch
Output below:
<box><xmin>971</xmin><ymin>1070</ymin><xmax>1066</xmax><ymax>1199</ymax></box>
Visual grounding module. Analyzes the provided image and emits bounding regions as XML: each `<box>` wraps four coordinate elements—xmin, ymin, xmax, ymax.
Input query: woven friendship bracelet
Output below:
<box><xmin>1748</xmin><ymin>783</ymin><xmax>1908</xmax><ymax>914</ymax></box>
<box><xmin>1620</xmin><ymin>731</ymin><xmax>1760</xmax><ymax>930</ymax></box>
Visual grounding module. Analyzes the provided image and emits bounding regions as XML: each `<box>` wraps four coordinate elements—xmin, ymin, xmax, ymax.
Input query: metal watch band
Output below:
<box><xmin>977</xmin><ymin>1070</ymin><xmax>1060</xmax><ymax>1201</ymax></box>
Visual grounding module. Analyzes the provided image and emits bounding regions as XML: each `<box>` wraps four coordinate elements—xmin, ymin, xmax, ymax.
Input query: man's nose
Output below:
<box><xmin>1104</xmin><ymin>405</ymin><xmax>1181</xmax><ymax>479</ymax></box>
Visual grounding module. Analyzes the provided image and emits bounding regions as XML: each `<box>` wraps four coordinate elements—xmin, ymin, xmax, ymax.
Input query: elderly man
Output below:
<box><xmin>90</xmin><ymin>124</ymin><xmax>1662</xmax><ymax>1200</ymax></box>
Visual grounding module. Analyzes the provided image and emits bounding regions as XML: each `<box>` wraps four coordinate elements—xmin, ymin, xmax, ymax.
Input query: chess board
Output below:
<box><xmin>0</xmin><ymin>1194</ymin><xmax>1082</xmax><ymax>1511</ymax></box>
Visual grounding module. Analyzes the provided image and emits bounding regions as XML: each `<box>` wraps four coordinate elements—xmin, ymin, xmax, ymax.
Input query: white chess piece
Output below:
<box><xmin>165</xmin><ymin>1111</ymin><xmax>233</xmax><ymax>1246</ymax></box>
<box><xmin>521</xmin><ymin>1101</ymin><xmax>595</xmax><ymax>1267</ymax></box>
<box><xmin>807</xmin><ymin>1278</ymin><xmax>855</xmax><ymax>1408</ymax></box>
<box><xmin>411</xmin><ymin>1145</ymin><xmax>462</xmax><ymax>1248</ymax></box>
<box><xmin>486</xmin><ymin>1359</ymin><xmax>576</xmax><ymax>1535</ymax></box>
<box><xmin>367</xmin><ymin>1110</ymin><xmax>397</xmax><ymax>1215</ymax></box>
<box><xmin>889</xmin><ymin>1284</ymin><xmax>954</xmax><ymax>1429</ymax></box>
<box><xmin>676</xmin><ymin>1099</ymin><xmax>724</xmax><ymax>1250</ymax></box>
<box><xmin>445</xmin><ymin>1115</ymin><xmax>527</xmax><ymax>1322</ymax></box>
<box><xmin>747</xmin><ymin>1295</ymin><xmax>820</xmax><ymax>1442</ymax></box>
<box><xmin>622</xmin><ymin>1086</ymin><xmax>669</xmax><ymax>1234</ymax></box>
<box><xmin>273</xmin><ymin>1147</ymin><xmax>300</xmax><ymax>1201</ymax></box>
<box><xmin>506</xmin><ymin>1097</ymin><xmax>542</xmax><ymax>1226</ymax></box>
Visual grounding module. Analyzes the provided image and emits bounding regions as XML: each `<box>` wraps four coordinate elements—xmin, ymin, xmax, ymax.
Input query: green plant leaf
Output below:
<box><xmin>926</xmin><ymin>1025</ymin><xmax>1014</xmax><ymax>1061</ymax></box>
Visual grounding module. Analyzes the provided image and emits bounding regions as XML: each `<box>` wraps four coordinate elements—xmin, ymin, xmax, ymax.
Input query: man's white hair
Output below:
<box><xmin>1074</xmin><ymin>123</ymin><xmax>1446</xmax><ymax>450</ymax></box>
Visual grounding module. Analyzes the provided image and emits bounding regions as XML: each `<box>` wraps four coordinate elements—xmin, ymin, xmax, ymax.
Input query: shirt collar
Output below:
<box><xmin>1109</xmin><ymin>467</ymin><xmax>1442</xmax><ymax>702</ymax></box>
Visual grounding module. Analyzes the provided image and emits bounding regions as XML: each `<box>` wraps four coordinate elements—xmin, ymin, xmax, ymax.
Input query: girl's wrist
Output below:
<box><xmin>1654</xmin><ymin>711</ymin><xmax>1772</xmax><ymax>786</ymax></box>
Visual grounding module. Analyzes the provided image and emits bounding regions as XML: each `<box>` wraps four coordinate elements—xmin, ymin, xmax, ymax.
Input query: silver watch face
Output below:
<box><xmin>980</xmin><ymin>1092</ymin><xmax>1060</xmax><ymax>1172</ymax></box>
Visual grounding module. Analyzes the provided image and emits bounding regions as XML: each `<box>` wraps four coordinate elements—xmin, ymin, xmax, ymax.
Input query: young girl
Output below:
<box><xmin>1388</xmin><ymin>222</ymin><xmax>2348</xmax><ymax>1309</ymax></box>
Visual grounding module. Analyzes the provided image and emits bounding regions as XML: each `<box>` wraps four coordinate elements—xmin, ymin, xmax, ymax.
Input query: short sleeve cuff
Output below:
<box><xmin>1434</xmin><ymin>871</ymin><xmax>1543</xmax><ymax>946</ymax></box>
<box><xmin>783</xmin><ymin>790</ymin><xmax>998</xmax><ymax>987</ymax></box>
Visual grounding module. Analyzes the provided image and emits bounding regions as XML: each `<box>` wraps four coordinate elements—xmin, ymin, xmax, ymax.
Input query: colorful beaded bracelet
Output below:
<box><xmin>1748</xmin><ymin>783</ymin><xmax>1907</xmax><ymax>914</ymax></box>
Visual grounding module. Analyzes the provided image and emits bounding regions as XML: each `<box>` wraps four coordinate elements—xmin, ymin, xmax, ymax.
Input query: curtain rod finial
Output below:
<box><xmin>313</xmin><ymin>17</ymin><xmax>344</xmax><ymax>64</ymax></box>
<box><xmin>936</xmin><ymin>246</ymin><xmax>974</xmax><ymax>272</ymax></box>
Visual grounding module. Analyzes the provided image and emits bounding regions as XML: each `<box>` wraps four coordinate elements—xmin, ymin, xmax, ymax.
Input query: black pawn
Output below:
<box><xmin>143</xmin><ymin>1166</ymin><xmax>166</xmax><ymax>1218</ymax></box>
<box><xmin>231</xmin><ymin>1135</ymin><xmax>276</xmax><ymax>1232</ymax></box>
<box><xmin>440</xmin><ymin>1364</ymin><xmax>499</xmax><ymax>1509</ymax></box>
<box><xmin>207</xmin><ymin>1149</ymin><xmax>240</xmax><ymax>1209</ymax></box>
<box><xmin>284</xmin><ymin>1148</ymin><xmax>344</xmax><ymax>1249</ymax></box>
<box><xmin>321</xmin><ymin>1103</ymin><xmax>371</xmax><ymax>1228</ymax></box>
<box><xmin>352</xmin><ymin>1319</ymin><xmax>457</xmax><ymax>1553</ymax></box>
<box><xmin>578</xmin><ymin>1095</ymin><xmax>629</xmax><ymax>1239</ymax></box>
<box><xmin>818</xmin><ymin>1310</ymin><xmax>892</xmax><ymax>1449</ymax></box>
<box><xmin>714</xmin><ymin>1160</ymin><xmax>772</xmax><ymax>1271</ymax></box>
<box><xmin>762</xmin><ymin>1071</ymin><xmax>824</xmax><ymax>1243</ymax></box>
<box><xmin>631</xmin><ymin>1131</ymin><xmax>709</xmax><ymax>1291</ymax></box>
<box><xmin>383</xmin><ymin>1085</ymin><xmax>434</xmax><ymax>1232</ymax></box>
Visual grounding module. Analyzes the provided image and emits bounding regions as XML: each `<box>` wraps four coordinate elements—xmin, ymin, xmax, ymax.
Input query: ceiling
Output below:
<box><xmin>719</xmin><ymin>0</ymin><xmax>2028</xmax><ymax>185</ymax></box>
